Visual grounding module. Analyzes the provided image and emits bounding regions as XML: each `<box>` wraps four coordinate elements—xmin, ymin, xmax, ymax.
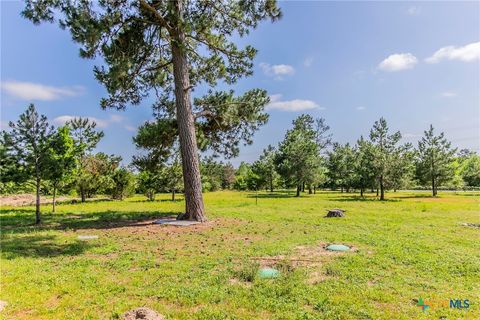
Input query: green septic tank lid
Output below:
<box><xmin>326</xmin><ymin>244</ymin><xmax>350</xmax><ymax>252</ymax></box>
<box><xmin>258</xmin><ymin>267</ymin><xmax>280</xmax><ymax>279</ymax></box>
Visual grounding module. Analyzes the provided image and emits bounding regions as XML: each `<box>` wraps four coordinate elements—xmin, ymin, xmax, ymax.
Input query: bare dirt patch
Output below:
<box><xmin>99</xmin><ymin>217</ymin><xmax>219</xmax><ymax>236</ymax></box>
<box><xmin>253</xmin><ymin>243</ymin><xmax>355</xmax><ymax>268</ymax></box>
<box><xmin>123</xmin><ymin>307</ymin><xmax>164</xmax><ymax>320</ymax></box>
<box><xmin>250</xmin><ymin>242</ymin><xmax>356</xmax><ymax>284</ymax></box>
<box><xmin>0</xmin><ymin>194</ymin><xmax>70</xmax><ymax>207</ymax></box>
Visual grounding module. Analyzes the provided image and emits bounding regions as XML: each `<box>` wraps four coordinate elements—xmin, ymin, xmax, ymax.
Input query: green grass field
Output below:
<box><xmin>1</xmin><ymin>191</ymin><xmax>479</xmax><ymax>319</ymax></box>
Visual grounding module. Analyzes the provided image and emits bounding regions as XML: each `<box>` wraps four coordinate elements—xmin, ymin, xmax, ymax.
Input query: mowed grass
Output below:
<box><xmin>1</xmin><ymin>191</ymin><xmax>479</xmax><ymax>319</ymax></box>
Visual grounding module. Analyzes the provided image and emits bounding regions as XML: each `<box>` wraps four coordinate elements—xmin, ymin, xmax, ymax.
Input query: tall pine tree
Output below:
<box><xmin>23</xmin><ymin>0</ymin><xmax>281</xmax><ymax>222</ymax></box>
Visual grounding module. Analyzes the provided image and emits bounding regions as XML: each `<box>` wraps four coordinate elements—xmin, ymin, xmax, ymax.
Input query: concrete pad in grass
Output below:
<box><xmin>152</xmin><ymin>219</ymin><xmax>200</xmax><ymax>226</ymax></box>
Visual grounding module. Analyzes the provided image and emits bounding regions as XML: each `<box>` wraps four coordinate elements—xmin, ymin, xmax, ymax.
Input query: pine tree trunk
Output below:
<box><xmin>35</xmin><ymin>165</ymin><xmax>41</xmax><ymax>224</ymax></box>
<box><xmin>52</xmin><ymin>184</ymin><xmax>57</xmax><ymax>213</ymax></box>
<box><xmin>380</xmin><ymin>175</ymin><xmax>385</xmax><ymax>200</ymax></box>
<box><xmin>81</xmin><ymin>187</ymin><xmax>86</xmax><ymax>203</ymax></box>
<box><xmin>171</xmin><ymin>2</ymin><xmax>206</xmax><ymax>222</ymax></box>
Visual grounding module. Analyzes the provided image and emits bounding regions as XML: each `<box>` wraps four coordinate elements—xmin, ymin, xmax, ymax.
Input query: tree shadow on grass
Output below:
<box><xmin>245</xmin><ymin>191</ymin><xmax>296</xmax><ymax>199</ymax></box>
<box><xmin>0</xmin><ymin>234</ymin><xmax>94</xmax><ymax>259</ymax></box>
<box><xmin>328</xmin><ymin>195</ymin><xmax>400</xmax><ymax>202</ymax></box>
<box><xmin>131</xmin><ymin>198</ymin><xmax>184</xmax><ymax>203</ymax></box>
<box><xmin>0</xmin><ymin>209</ymin><xmax>179</xmax><ymax>235</ymax></box>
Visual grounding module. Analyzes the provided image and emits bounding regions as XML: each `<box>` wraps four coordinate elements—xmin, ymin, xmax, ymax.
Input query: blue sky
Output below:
<box><xmin>1</xmin><ymin>1</ymin><xmax>479</xmax><ymax>166</ymax></box>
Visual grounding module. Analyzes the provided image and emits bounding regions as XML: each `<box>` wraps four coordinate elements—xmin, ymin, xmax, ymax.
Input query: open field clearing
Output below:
<box><xmin>1</xmin><ymin>191</ymin><xmax>479</xmax><ymax>319</ymax></box>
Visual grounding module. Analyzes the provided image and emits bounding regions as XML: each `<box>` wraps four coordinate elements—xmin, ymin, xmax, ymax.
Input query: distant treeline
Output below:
<box><xmin>1</xmin><ymin>105</ymin><xmax>479</xmax><ymax>221</ymax></box>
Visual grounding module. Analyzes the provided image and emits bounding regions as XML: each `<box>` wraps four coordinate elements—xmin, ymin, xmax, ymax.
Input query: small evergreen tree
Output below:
<box><xmin>275</xmin><ymin>115</ymin><xmax>320</xmax><ymax>196</ymax></box>
<box><xmin>67</xmin><ymin>117</ymin><xmax>104</xmax><ymax>202</ymax></box>
<box><xmin>8</xmin><ymin>104</ymin><xmax>54</xmax><ymax>224</ymax></box>
<box><xmin>45</xmin><ymin>126</ymin><xmax>77</xmax><ymax>212</ymax></box>
<box><xmin>109</xmin><ymin>167</ymin><xmax>135</xmax><ymax>200</ymax></box>
<box><xmin>416</xmin><ymin>125</ymin><xmax>456</xmax><ymax>196</ymax></box>
<box><xmin>252</xmin><ymin>145</ymin><xmax>279</xmax><ymax>192</ymax></box>
<box><xmin>369</xmin><ymin>117</ymin><xmax>402</xmax><ymax>200</ymax></box>
<box><xmin>354</xmin><ymin>137</ymin><xmax>376</xmax><ymax>197</ymax></box>
<box><xmin>137</xmin><ymin>171</ymin><xmax>161</xmax><ymax>201</ymax></box>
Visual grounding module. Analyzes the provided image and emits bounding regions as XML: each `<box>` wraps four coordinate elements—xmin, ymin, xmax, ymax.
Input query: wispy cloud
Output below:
<box><xmin>440</xmin><ymin>91</ymin><xmax>457</xmax><ymax>98</ymax></box>
<box><xmin>426</xmin><ymin>42</ymin><xmax>480</xmax><ymax>63</ymax></box>
<box><xmin>378</xmin><ymin>53</ymin><xmax>418</xmax><ymax>72</ymax></box>
<box><xmin>109</xmin><ymin>114</ymin><xmax>125</xmax><ymax>123</ymax></box>
<box><xmin>303</xmin><ymin>57</ymin><xmax>314</xmax><ymax>67</ymax></box>
<box><xmin>266</xmin><ymin>94</ymin><xmax>322</xmax><ymax>112</ymax></box>
<box><xmin>53</xmin><ymin>114</ymin><xmax>127</xmax><ymax>129</ymax></box>
<box><xmin>407</xmin><ymin>6</ymin><xmax>421</xmax><ymax>16</ymax></box>
<box><xmin>53</xmin><ymin>115</ymin><xmax>109</xmax><ymax>128</ymax></box>
<box><xmin>356</xmin><ymin>106</ymin><xmax>366</xmax><ymax>111</ymax></box>
<box><xmin>1</xmin><ymin>81</ymin><xmax>84</xmax><ymax>101</ymax></box>
<box><xmin>260</xmin><ymin>63</ymin><xmax>295</xmax><ymax>80</ymax></box>
<box><xmin>124</xmin><ymin>125</ymin><xmax>136</xmax><ymax>132</ymax></box>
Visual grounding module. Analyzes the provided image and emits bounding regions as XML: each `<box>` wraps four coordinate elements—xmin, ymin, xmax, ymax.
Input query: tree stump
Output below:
<box><xmin>325</xmin><ymin>209</ymin><xmax>346</xmax><ymax>218</ymax></box>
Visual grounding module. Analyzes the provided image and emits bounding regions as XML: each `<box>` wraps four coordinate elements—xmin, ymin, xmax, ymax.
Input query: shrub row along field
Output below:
<box><xmin>1</xmin><ymin>191</ymin><xmax>479</xmax><ymax>319</ymax></box>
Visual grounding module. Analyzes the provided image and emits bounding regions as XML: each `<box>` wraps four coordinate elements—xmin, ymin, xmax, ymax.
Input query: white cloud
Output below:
<box><xmin>109</xmin><ymin>114</ymin><xmax>124</xmax><ymax>123</ymax></box>
<box><xmin>124</xmin><ymin>125</ymin><xmax>136</xmax><ymax>132</ymax></box>
<box><xmin>407</xmin><ymin>6</ymin><xmax>421</xmax><ymax>16</ymax></box>
<box><xmin>1</xmin><ymin>81</ymin><xmax>84</xmax><ymax>101</ymax></box>
<box><xmin>378</xmin><ymin>53</ymin><xmax>418</xmax><ymax>71</ymax></box>
<box><xmin>53</xmin><ymin>113</ymin><xmax>132</xmax><ymax>130</ymax></box>
<box><xmin>53</xmin><ymin>115</ymin><xmax>109</xmax><ymax>128</ymax></box>
<box><xmin>425</xmin><ymin>42</ymin><xmax>480</xmax><ymax>63</ymax></box>
<box><xmin>303</xmin><ymin>57</ymin><xmax>314</xmax><ymax>67</ymax></box>
<box><xmin>266</xmin><ymin>94</ymin><xmax>322</xmax><ymax>112</ymax></box>
<box><xmin>356</xmin><ymin>106</ymin><xmax>366</xmax><ymax>111</ymax></box>
<box><xmin>440</xmin><ymin>91</ymin><xmax>457</xmax><ymax>98</ymax></box>
<box><xmin>260</xmin><ymin>63</ymin><xmax>295</xmax><ymax>79</ymax></box>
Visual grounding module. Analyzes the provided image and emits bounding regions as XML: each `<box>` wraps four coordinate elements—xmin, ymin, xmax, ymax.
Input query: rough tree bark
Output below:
<box><xmin>52</xmin><ymin>183</ymin><xmax>57</xmax><ymax>213</ymax></box>
<box><xmin>81</xmin><ymin>188</ymin><xmax>86</xmax><ymax>203</ymax></box>
<box><xmin>380</xmin><ymin>175</ymin><xmax>385</xmax><ymax>200</ymax></box>
<box><xmin>35</xmin><ymin>165</ymin><xmax>41</xmax><ymax>224</ymax></box>
<box><xmin>171</xmin><ymin>0</ymin><xmax>206</xmax><ymax>221</ymax></box>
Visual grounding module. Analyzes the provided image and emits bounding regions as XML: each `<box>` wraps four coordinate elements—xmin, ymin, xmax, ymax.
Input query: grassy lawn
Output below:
<box><xmin>1</xmin><ymin>191</ymin><xmax>479</xmax><ymax>319</ymax></box>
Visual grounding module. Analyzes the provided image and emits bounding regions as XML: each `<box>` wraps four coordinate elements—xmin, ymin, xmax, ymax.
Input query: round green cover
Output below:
<box><xmin>258</xmin><ymin>267</ymin><xmax>280</xmax><ymax>279</ymax></box>
<box><xmin>326</xmin><ymin>244</ymin><xmax>350</xmax><ymax>251</ymax></box>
